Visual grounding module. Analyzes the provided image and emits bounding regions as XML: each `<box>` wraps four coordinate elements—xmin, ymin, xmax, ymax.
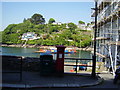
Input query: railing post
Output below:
<box><xmin>20</xmin><ymin>57</ymin><xmax>22</xmax><ymax>81</ymax></box>
<box><xmin>76</xmin><ymin>59</ymin><xmax>78</xmax><ymax>74</ymax></box>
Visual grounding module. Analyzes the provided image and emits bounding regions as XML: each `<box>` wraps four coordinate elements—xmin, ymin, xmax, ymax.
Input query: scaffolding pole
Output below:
<box><xmin>114</xmin><ymin>14</ymin><xmax>119</xmax><ymax>71</ymax></box>
<box><xmin>93</xmin><ymin>0</ymin><xmax>120</xmax><ymax>76</ymax></box>
<box><xmin>108</xmin><ymin>45</ymin><xmax>115</xmax><ymax>76</ymax></box>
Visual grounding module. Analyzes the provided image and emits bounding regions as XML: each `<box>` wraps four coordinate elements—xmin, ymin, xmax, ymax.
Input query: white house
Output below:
<box><xmin>78</xmin><ymin>23</ymin><xmax>93</xmax><ymax>31</ymax></box>
<box><xmin>52</xmin><ymin>22</ymin><xmax>62</xmax><ymax>25</ymax></box>
<box><xmin>77</xmin><ymin>23</ymin><xmax>86</xmax><ymax>30</ymax></box>
<box><xmin>21</xmin><ymin>32</ymin><xmax>40</xmax><ymax>40</ymax></box>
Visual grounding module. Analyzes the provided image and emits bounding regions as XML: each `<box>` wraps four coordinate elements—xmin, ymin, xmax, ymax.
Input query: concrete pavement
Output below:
<box><xmin>87</xmin><ymin>71</ymin><xmax>120</xmax><ymax>88</ymax></box>
<box><xmin>1</xmin><ymin>71</ymin><xmax>103</xmax><ymax>89</ymax></box>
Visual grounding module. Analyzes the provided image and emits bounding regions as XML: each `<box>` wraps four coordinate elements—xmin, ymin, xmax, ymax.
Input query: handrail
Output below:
<box><xmin>65</xmin><ymin>57</ymin><xmax>93</xmax><ymax>60</ymax></box>
<box><xmin>64</xmin><ymin>57</ymin><xmax>93</xmax><ymax>74</ymax></box>
<box><xmin>64</xmin><ymin>64</ymin><xmax>92</xmax><ymax>67</ymax></box>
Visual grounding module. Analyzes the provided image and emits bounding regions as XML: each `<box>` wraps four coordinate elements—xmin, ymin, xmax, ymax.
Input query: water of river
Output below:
<box><xmin>0</xmin><ymin>46</ymin><xmax>93</xmax><ymax>63</ymax></box>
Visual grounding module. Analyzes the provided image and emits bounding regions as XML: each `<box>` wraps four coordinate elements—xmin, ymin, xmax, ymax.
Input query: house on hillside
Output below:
<box><xmin>78</xmin><ymin>23</ymin><xmax>93</xmax><ymax>30</ymax></box>
<box><xmin>86</xmin><ymin>24</ymin><xmax>94</xmax><ymax>31</ymax></box>
<box><xmin>52</xmin><ymin>22</ymin><xmax>62</xmax><ymax>25</ymax></box>
<box><xmin>21</xmin><ymin>32</ymin><xmax>40</xmax><ymax>40</ymax></box>
<box><xmin>78</xmin><ymin>23</ymin><xmax>86</xmax><ymax>30</ymax></box>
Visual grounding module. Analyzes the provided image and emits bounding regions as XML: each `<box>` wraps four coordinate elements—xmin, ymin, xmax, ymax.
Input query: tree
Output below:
<box><xmin>78</xmin><ymin>20</ymin><xmax>85</xmax><ymax>24</ymax></box>
<box><xmin>48</xmin><ymin>18</ymin><xmax>55</xmax><ymax>24</ymax></box>
<box><xmin>9</xmin><ymin>33</ymin><xmax>19</xmax><ymax>44</ymax></box>
<box><xmin>30</xmin><ymin>13</ymin><xmax>45</xmax><ymax>25</ymax></box>
<box><xmin>68</xmin><ymin>23</ymin><xmax>77</xmax><ymax>32</ymax></box>
<box><xmin>4</xmin><ymin>24</ymin><xmax>17</xmax><ymax>34</ymax></box>
<box><xmin>2</xmin><ymin>33</ymin><xmax>19</xmax><ymax>44</ymax></box>
<box><xmin>62</xmin><ymin>30</ymin><xmax>72</xmax><ymax>39</ymax></box>
<box><xmin>49</xmin><ymin>25</ymin><xmax>59</xmax><ymax>33</ymax></box>
<box><xmin>87</xmin><ymin>23</ymin><xmax>90</xmax><ymax>26</ymax></box>
<box><xmin>23</xmin><ymin>18</ymin><xmax>27</xmax><ymax>23</ymax></box>
<box><xmin>0</xmin><ymin>32</ymin><xmax>2</xmax><ymax>43</ymax></box>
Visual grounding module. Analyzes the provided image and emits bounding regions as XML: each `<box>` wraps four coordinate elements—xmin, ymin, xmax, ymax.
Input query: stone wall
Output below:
<box><xmin>1</xmin><ymin>55</ymin><xmax>41</xmax><ymax>71</ymax></box>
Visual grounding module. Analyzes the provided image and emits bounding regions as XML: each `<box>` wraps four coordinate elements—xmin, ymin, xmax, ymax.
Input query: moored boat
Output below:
<box><xmin>34</xmin><ymin>48</ymin><xmax>77</xmax><ymax>54</ymax></box>
<box><xmin>34</xmin><ymin>49</ymin><xmax>46</xmax><ymax>53</ymax></box>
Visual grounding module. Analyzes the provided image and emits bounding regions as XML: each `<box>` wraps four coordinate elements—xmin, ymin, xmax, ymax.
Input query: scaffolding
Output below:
<box><xmin>91</xmin><ymin>0</ymin><xmax>120</xmax><ymax>76</ymax></box>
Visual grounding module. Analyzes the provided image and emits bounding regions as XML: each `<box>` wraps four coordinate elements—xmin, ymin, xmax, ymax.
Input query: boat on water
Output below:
<box><xmin>34</xmin><ymin>48</ymin><xmax>77</xmax><ymax>54</ymax></box>
<box><xmin>34</xmin><ymin>49</ymin><xmax>46</xmax><ymax>53</ymax></box>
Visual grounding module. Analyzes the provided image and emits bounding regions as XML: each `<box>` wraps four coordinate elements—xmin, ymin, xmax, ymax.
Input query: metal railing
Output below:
<box><xmin>64</xmin><ymin>57</ymin><xmax>93</xmax><ymax>74</ymax></box>
<box><xmin>1</xmin><ymin>55</ymin><xmax>93</xmax><ymax>80</ymax></box>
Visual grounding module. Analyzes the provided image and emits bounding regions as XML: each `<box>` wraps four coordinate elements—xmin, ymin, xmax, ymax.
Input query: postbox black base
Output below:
<box><xmin>55</xmin><ymin>71</ymin><xmax>64</xmax><ymax>77</ymax></box>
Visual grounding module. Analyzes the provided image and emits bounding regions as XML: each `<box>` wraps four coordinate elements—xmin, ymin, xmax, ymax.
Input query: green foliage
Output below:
<box><xmin>30</xmin><ymin>13</ymin><xmax>45</xmax><ymax>25</ymax></box>
<box><xmin>27</xmin><ymin>40</ymin><xmax>36</xmax><ymax>45</ymax></box>
<box><xmin>23</xmin><ymin>18</ymin><xmax>27</xmax><ymax>23</ymax></box>
<box><xmin>4</xmin><ymin>24</ymin><xmax>17</xmax><ymax>34</ymax></box>
<box><xmin>67</xmin><ymin>23</ymin><xmax>77</xmax><ymax>32</ymax></box>
<box><xmin>36</xmin><ymin>39</ymin><xmax>43</xmax><ymax>45</ymax></box>
<box><xmin>0</xmin><ymin>32</ymin><xmax>2</xmax><ymax>43</ymax></box>
<box><xmin>49</xmin><ymin>24</ymin><xmax>59</xmax><ymax>33</ymax></box>
<box><xmin>78</xmin><ymin>20</ymin><xmax>85</xmax><ymax>24</ymax></box>
<box><xmin>2</xmin><ymin>32</ymin><xmax>19</xmax><ymax>44</ymax></box>
<box><xmin>48</xmin><ymin>18</ymin><xmax>55</xmax><ymax>24</ymax></box>
<box><xmin>2</xmin><ymin>13</ymin><xmax>92</xmax><ymax>47</ymax></box>
<box><xmin>87</xmin><ymin>23</ymin><xmax>90</xmax><ymax>26</ymax></box>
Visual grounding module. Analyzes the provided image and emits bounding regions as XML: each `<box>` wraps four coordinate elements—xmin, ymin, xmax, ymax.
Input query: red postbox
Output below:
<box><xmin>56</xmin><ymin>45</ymin><xmax>66</xmax><ymax>76</ymax></box>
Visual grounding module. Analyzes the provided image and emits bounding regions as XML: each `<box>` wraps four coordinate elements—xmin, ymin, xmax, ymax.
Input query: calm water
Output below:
<box><xmin>0</xmin><ymin>46</ymin><xmax>92</xmax><ymax>63</ymax></box>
